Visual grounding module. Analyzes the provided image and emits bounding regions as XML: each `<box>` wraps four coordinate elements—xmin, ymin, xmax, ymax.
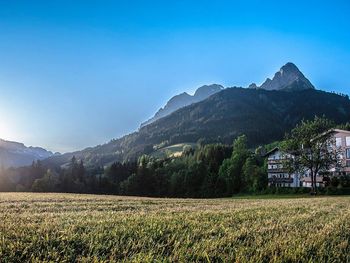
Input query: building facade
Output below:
<box><xmin>266</xmin><ymin>148</ymin><xmax>301</xmax><ymax>188</ymax></box>
<box><xmin>329</xmin><ymin>129</ymin><xmax>350</xmax><ymax>175</ymax></box>
<box><xmin>266</xmin><ymin>129</ymin><xmax>350</xmax><ymax>188</ymax></box>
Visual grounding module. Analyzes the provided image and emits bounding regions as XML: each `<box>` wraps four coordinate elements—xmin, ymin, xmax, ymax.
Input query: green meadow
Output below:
<box><xmin>0</xmin><ymin>193</ymin><xmax>349</xmax><ymax>262</ymax></box>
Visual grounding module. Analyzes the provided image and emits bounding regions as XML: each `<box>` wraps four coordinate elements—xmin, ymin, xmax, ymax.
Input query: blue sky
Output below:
<box><xmin>0</xmin><ymin>0</ymin><xmax>349</xmax><ymax>153</ymax></box>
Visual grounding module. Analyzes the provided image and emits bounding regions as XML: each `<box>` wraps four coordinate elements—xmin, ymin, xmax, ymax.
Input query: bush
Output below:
<box><xmin>325</xmin><ymin>187</ymin><xmax>350</xmax><ymax>195</ymax></box>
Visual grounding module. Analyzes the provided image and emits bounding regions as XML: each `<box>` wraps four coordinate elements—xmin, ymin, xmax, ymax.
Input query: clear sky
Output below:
<box><xmin>0</xmin><ymin>0</ymin><xmax>349</xmax><ymax>153</ymax></box>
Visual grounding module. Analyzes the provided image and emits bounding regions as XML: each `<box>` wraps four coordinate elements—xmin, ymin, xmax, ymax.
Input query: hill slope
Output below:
<box><xmin>45</xmin><ymin>88</ymin><xmax>350</xmax><ymax>168</ymax></box>
<box><xmin>45</xmin><ymin>63</ymin><xmax>350</xmax><ymax>168</ymax></box>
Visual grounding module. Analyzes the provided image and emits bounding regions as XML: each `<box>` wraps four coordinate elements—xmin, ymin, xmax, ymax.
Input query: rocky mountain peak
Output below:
<box><xmin>248</xmin><ymin>83</ymin><xmax>258</xmax><ymax>89</ymax></box>
<box><xmin>140</xmin><ymin>84</ymin><xmax>224</xmax><ymax>127</ymax></box>
<box><xmin>280</xmin><ymin>62</ymin><xmax>300</xmax><ymax>74</ymax></box>
<box><xmin>194</xmin><ymin>84</ymin><xmax>223</xmax><ymax>99</ymax></box>
<box><xmin>259</xmin><ymin>62</ymin><xmax>315</xmax><ymax>91</ymax></box>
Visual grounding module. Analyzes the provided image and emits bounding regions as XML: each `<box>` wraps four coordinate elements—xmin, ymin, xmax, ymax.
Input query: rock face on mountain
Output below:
<box><xmin>141</xmin><ymin>84</ymin><xmax>224</xmax><ymax>127</ymax></box>
<box><xmin>250</xmin><ymin>62</ymin><xmax>315</xmax><ymax>91</ymax></box>
<box><xmin>0</xmin><ymin>139</ymin><xmax>57</xmax><ymax>168</ymax></box>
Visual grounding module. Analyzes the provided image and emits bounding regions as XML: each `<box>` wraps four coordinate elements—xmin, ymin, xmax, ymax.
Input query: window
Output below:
<box><xmin>346</xmin><ymin>149</ymin><xmax>350</xmax><ymax>159</ymax></box>
<box><xmin>336</xmin><ymin>137</ymin><xmax>342</xmax><ymax>147</ymax></box>
<box><xmin>346</xmin><ymin>160</ymin><xmax>350</xmax><ymax>167</ymax></box>
<box><xmin>346</xmin><ymin>137</ymin><xmax>350</xmax><ymax>146</ymax></box>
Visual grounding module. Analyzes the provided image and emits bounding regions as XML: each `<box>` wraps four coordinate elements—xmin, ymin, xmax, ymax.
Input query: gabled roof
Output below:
<box><xmin>264</xmin><ymin>129</ymin><xmax>350</xmax><ymax>157</ymax></box>
<box><xmin>311</xmin><ymin>128</ymin><xmax>350</xmax><ymax>142</ymax></box>
<box><xmin>331</xmin><ymin>129</ymin><xmax>350</xmax><ymax>135</ymax></box>
<box><xmin>264</xmin><ymin>147</ymin><xmax>280</xmax><ymax>157</ymax></box>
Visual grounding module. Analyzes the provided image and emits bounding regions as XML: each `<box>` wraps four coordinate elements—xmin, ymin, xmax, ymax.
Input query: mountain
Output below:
<box><xmin>250</xmin><ymin>62</ymin><xmax>315</xmax><ymax>91</ymax></box>
<box><xmin>45</xmin><ymin>89</ymin><xmax>350</xmax><ymax>168</ymax></box>
<box><xmin>0</xmin><ymin>139</ymin><xmax>57</xmax><ymax>168</ymax></box>
<box><xmin>44</xmin><ymin>62</ymin><xmax>350</xmax><ymax>168</ymax></box>
<box><xmin>141</xmin><ymin>84</ymin><xmax>224</xmax><ymax>127</ymax></box>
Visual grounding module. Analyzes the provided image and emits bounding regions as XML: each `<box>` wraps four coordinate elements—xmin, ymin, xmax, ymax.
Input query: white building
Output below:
<box><xmin>328</xmin><ymin>129</ymin><xmax>350</xmax><ymax>175</ymax></box>
<box><xmin>266</xmin><ymin>129</ymin><xmax>350</xmax><ymax>188</ymax></box>
<box><xmin>266</xmin><ymin>148</ymin><xmax>301</xmax><ymax>188</ymax></box>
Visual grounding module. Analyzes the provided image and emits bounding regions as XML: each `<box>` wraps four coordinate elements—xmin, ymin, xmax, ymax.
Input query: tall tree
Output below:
<box><xmin>218</xmin><ymin>135</ymin><xmax>250</xmax><ymax>195</ymax></box>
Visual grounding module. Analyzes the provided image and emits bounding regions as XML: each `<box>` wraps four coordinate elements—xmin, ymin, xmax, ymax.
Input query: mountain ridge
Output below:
<box><xmin>141</xmin><ymin>84</ymin><xmax>224</xmax><ymax>127</ymax></box>
<box><xmin>43</xmin><ymin>62</ymin><xmax>350</xmax><ymax>168</ymax></box>
<box><xmin>0</xmin><ymin>139</ymin><xmax>58</xmax><ymax>168</ymax></box>
<box><xmin>45</xmin><ymin>88</ymin><xmax>350</xmax><ymax>168</ymax></box>
<box><xmin>250</xmin><ymin>62</ymin><xmax>315</xmax><ymax>91</ymax></box>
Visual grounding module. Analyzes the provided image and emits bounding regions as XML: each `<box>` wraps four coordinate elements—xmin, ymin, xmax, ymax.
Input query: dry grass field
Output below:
<box><xmin>0</xmin><ymin>193</ymin><xmax>349</xmax><ymax>262</ymax></box>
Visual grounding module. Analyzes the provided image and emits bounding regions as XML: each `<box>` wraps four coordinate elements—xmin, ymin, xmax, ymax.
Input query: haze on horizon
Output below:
<box><xmin>0</xmin><ymin>0</ymin><xmax>349</xmax><ymax>153</ymax></box>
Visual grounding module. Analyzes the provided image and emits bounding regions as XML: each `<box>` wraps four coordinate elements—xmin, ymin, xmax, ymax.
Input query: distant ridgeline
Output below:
<box><xmin>45</xmin><ymin>62</ymin><xmax>350</xmax><ymax>168</ymax></box>
<box><xmin>0</xmin><ymin>139</ymin><xmax>57</xmax><ymax>168</ymax></box>
<box><xmin>141</xmin><ymin>84</ymin><xmax>224</xmax><ymax>127</ymax></box>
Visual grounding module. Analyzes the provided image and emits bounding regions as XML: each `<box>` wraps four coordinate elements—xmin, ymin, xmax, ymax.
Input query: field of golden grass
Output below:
<box><xmin>0</xmin><ymin>193</ymin><xmax>349</xmax><ymax>262</ymax></box>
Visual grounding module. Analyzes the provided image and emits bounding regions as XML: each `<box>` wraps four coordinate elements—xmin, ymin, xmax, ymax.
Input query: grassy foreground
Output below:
<box><xmin>0</xmin><ymin>193</ymin><xmax>349</xmax><ymax>262</ymax></box>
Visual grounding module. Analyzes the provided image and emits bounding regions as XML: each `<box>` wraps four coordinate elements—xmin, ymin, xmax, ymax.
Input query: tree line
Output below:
<box><xmin>0</xmin><ymin>136</ymin><xmax>269</xmax><ymax>197</ymax></box>
<box><xmin>1</xmin><ymin>117</ymin><xmax>350</xmax><ymax>196</ymax></box>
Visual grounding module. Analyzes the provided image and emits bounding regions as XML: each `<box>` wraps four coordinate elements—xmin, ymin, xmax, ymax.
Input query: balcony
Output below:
<box><xmin>268</xmin><ymin>178</ymin><xmax>294</xmax><ymax>183</ymax></box>
<box><xmin>267</xmin><ymin>168</ymin><xmax>287</xmax><ymax>173</ymax></box>
<box><xmin>267</xmin><ymin>159</ymin><xmax>288</xmax><ymax>163</ymax></box>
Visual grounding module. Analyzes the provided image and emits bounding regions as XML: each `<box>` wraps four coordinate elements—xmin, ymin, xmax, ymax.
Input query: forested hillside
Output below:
<box><xmin>45</xmin><ymin>88</ymin><xmax>350</xmax><ymax>168</ymax></box>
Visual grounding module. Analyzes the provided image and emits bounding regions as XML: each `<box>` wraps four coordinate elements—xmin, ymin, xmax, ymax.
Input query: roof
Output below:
<box><xmin>264</xmin><ymin>147</ymin><xmax>280</xmax><ymax>157</ymax></box>
<box><xmin>331</xmin><ymin>129</ymin><xmax>350</xmax><ymax>135</ymax></box>
<box><xmin>264</xmin><ymin>129</ymin><xmax>350</xmax><ymax>157</ymax></box>
<box><xmin>311</xmin><ymin>128</ymin><xmax>350</xmax><ymax>142</ymax></box>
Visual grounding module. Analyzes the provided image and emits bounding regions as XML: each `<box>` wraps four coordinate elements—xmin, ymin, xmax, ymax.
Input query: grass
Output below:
<box><xmin>0</xmin><ymin>193</ymin><xmax>349</xmax><ymax>262</ymax></box>
<box><xmin>231</xmin><ymin>194</ymin><xmax>312</xmax><ymax>199</ymax></box>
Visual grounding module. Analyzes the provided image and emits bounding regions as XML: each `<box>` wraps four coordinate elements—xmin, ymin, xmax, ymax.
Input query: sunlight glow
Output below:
<box><xmin>0</xmin><ymin>117</ymin><xmax>16</xmax><ymax>141</ymax></box>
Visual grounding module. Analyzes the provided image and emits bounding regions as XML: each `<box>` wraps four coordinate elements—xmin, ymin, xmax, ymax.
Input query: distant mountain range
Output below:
<box><xmin>0</xmin><ymin>139</ymin><xmax>58</xmax><ymax>168</ymax></box>
<box><xmin>142</xmin><ymin>62</ymin><xmax>313</xmax><ymax>127</ymax></box>
<box><xmin>44</xmin><ymin>62</ymin><xmax>350</xmax><ymax>168</ymax></box>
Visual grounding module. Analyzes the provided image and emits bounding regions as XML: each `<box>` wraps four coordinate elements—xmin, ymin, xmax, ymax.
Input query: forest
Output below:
<box><xmin>1</xmin><ymin>126</ymin><xmax>350</xmax><ymax>197</ymax></box>
<box><xmin>0</xmin><ymin>135</ymin><xmax>267</xmax><ymax>197</ymax></box>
